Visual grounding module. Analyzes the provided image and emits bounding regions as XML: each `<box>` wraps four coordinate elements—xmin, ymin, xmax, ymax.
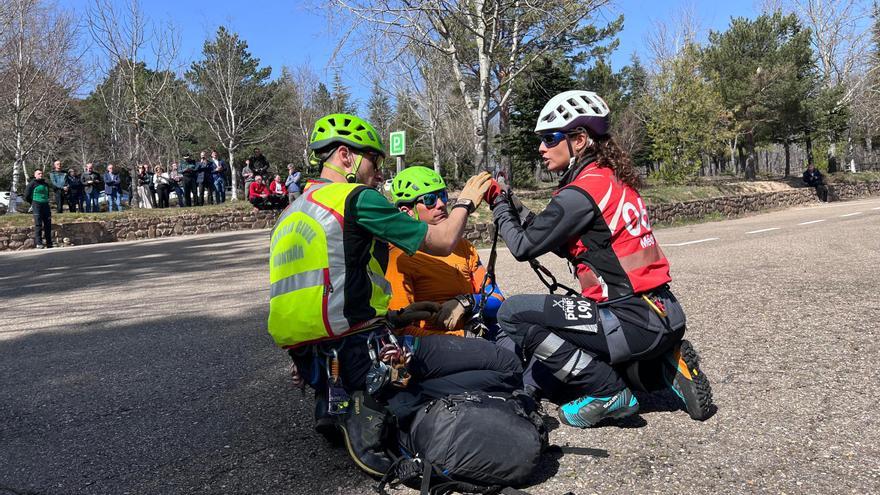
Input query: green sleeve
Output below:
<box><xmin>353</xmin><ymin>188</ymin><xmax>428</xmax><ymax>256</ymax></box>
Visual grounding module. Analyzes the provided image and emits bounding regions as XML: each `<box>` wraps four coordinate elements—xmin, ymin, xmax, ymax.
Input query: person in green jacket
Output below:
<box><xmin>24</xmin><ymin>169</ymin><xmax>52</xmax><ymax>249</ymax></box>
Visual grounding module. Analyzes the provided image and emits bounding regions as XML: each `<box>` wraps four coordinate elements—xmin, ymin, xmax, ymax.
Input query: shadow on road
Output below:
<box><xmin>0</xmin><ymin>232</ymin><xmax>267</xmax><ymax>301</ymax></box>
<box><xmin>0</xmin><ymin>310</ymin><xmax>375</xmax><ymax>494</ymax></box>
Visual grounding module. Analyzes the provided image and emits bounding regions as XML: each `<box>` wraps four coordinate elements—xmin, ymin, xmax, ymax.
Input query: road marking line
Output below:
<box><xmin>797</xmin><ymin>219</ymin><xmax>826</xmax><ymax>226</ymax></box>
<box><xmin>665</xmin><ymin>238</ymin><xmax>719</xmax><ymax>247</ymax></box>
<box><xmin>840</xmin><ymin>212</ymin><xmax>863</xmax><ymax>217</ymax></box>
<box><xmin>746</xmin><ymin>227</ymin><xmax>781</xmax><ymax>234</ymax></box>
<box><xmin>872</xmin><ymin>207</ymin><xmax>880</xmax><ymax>210</ymax></box>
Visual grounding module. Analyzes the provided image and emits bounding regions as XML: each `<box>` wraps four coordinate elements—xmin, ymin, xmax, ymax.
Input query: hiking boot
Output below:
<box><xmin>338</xmin><ymin>391</ymin><xmax>392</xmax><ymax>477</ymax></box>
<box><xmin>664</xmin><ymin>340</ymin><xmax>715</xmax><ymax>421</ymax></box>
<box><xmin>557</xmin><ymin>388</ymin><xmax>639</xmax><ymax>428</ymax></box>
<box><xmin>313</xmin><ymin>388</ymin><xmax>341</xmax><ymax>442</ymax></box>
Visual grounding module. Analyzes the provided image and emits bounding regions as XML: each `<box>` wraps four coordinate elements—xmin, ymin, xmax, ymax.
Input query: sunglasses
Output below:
<box><xmin>361</xmin><ymin>151</ymin><xmax>385</xmax><ymax>169</ymax></box>
<box><xmin>540</xmin><ymin>131</ymin><xmax>568</xmax><ymax>148</ymax></box>
<box><xmin>416</xmin><ymin>189</ymin><xmax>448</xmax><ymax>208</ymax></box>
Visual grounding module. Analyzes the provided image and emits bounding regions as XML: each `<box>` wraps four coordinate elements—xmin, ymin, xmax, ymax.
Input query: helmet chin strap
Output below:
<box><xmin>565</xmin><ymin>136</ymin><xmax>577</xmax><ymax>169</ymax></box>
<box><xmin>322</xmin><ymin>152</ymin><xmax>363</xmax><ymax>183</ymax></box>
<box><xmin>347</xmin><ymin>154</ymin><xmax>364</xmax><ymax>183</ymax></box>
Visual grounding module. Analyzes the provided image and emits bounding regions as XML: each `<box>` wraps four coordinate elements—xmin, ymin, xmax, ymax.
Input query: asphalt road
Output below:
<box><xmin>2</xmin><ymin>197</ymin><xmax>879</xmax><ymax>495</ymax></box>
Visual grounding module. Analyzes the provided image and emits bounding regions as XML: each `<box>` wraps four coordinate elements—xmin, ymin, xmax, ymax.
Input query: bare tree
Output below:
<box><xmin>790</xmin><ymin>0</ymin><xmax>872</xmax><ymax>171</ymax></box>
<box><xmin>186</xmin><ymin>26</ymin><xmax>275</xmax><ymax>200</ymax></box>
<box><xmin>273</xmin><ymin>64</ymin><xmax>324</xmax><ymax>171</ymax></box>
<box><xmin>0</xmin><ymin>0</ymin><xmax>82</xmax><ymax>213</ymax></box>
<box><xmin>333</xmin><ymin>0</ymin><xmax>612</xmax><ymax>171</ymax></box>
<box><xmin>87</xmin><ymin>0</ymin><xmax>178</xmax><ymax>205</ymax></box>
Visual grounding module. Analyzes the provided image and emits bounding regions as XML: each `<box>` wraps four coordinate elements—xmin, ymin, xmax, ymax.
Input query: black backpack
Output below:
<box><xmin>380</xmin><ymin>391</ymin><xmax>547</xmax><ymax>495</ymax></box>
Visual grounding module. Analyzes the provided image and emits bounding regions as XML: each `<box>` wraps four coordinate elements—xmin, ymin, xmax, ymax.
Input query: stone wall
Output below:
<box><xmin>461</xmin><ymin>182</ymin><xmax>880</xmax><ymax>244</ymax></box>
<box><xmin>0</xmin><ymin>210</ymin><xmax>278</xmax><ymax>251</ymax></box>
<box><xmin>1</xmin><ymin>181</ymin><xmax>878</xmax><ymax>251</ymax></box>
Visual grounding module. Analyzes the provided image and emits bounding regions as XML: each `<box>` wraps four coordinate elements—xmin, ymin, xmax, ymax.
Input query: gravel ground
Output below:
<box><xmin>1</xmin><ymin>198</ymin><xmax>879</xmax><ymax>495</ymax></box>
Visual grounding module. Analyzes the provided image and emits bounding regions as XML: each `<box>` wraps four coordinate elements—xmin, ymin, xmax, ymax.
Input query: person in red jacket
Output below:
<box><xmin>248</xmin><ymin>175</ymin><xmax>271</xmax><ymax>211</ymax></box>
<box><xmin>268</xmin><ymin>174</ymin><xmax>289</xmax><ymax>209</ymax></box>
<box><xmin>488</xmin><ymin>90</ymin><xmax>715</xmax><ymax>428</ymax></box>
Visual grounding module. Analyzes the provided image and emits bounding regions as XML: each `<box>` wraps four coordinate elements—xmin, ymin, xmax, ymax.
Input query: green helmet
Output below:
<box><xmin>308</xmin><ymin>113</ymin><xmax>385</xmax><ymax>156</ymax></box>
<box><xmin>391</xmin><ymin>166</ymin><xmax>446</xmax><ymax>205</ymax></box>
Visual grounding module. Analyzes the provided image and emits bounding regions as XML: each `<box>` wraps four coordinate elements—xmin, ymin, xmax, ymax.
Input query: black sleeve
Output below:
<box><xmin>24</xmin><ymin>182</ymin><xmax>35</xmax><ymax>203</ymax></box>
<box><xmin>492</xmin><ymin>188</ymin><xmax>596</xmax><ymax>262</ymax></box>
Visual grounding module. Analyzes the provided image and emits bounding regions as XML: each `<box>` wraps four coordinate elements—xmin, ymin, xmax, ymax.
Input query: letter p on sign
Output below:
<box><xmin>390</xmin><ymin>131</ymin><xmax>406</xmax><ymax>157</ymax></box>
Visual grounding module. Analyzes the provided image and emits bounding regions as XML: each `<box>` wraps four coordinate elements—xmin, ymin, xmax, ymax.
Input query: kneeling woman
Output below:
<box><xmin>489</xmin><ymin>90</ymin><xmax>715</xmax><ymax>428</ymax></box>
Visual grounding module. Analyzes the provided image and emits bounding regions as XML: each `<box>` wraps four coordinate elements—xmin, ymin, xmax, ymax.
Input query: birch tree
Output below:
<box><xmin>186</xmin><ymin>26</ymin><xmax>274</xmax><ymax>200</ymax></box>
<box><xmin>0</xmin><ymin>0</ymin><xmax>81</xmax><ymax>212</ymax></box>
<box><xmin>87</xmin><ymin>0</ymin><xmax>178</xmax><ymax>205</ymax></box>
<box><xmin>333</xmin><ymin>0</ymin><xmax>613</xmax><ymax>171</ymax></box>
<box><xmin>790</xmin><ymin>0</ymin><xmax>872</xmax><ymax>171</ymax></box>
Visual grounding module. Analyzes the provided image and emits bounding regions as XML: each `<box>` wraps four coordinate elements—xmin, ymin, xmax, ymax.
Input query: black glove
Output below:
<box><xmin>386</xmin><ymin>301</ymin><xmax>440</xmax><ymax>328</ymax></box>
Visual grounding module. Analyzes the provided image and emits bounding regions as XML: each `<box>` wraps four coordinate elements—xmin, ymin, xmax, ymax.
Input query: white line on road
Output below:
<box><xmin>840</xmin><ymin>212</ymin><xmax>863</xmax><ymax>217</ymax></box>
<box><xmin>746</xmin><ymin>227</ymin><xmax>781</xmax><ymax>234</ymax></box>
<box><xmin>665</xmin><ymin>238</ymin><xmax>719</xmax><ymax>247</ymax></box>
<box><xmin>797</xmin><ymin>219</ymin><xmax>826</xmax><ymax>226</ymax></box>
<box><xmin>873</xmin><ymin>207</ymin><xmax>880</xmax><ymax>210</ymax></box>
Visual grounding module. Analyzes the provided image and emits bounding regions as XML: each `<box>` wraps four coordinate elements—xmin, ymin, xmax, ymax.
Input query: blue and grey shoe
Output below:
<box><xmin>558</xmin><ymin>388</ymin><xmax>639</xmax><ymax>428</ymax></box>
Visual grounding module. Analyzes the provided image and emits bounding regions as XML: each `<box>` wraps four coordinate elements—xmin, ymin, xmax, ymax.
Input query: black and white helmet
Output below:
<box><xmin>534</xmin><ymin>90</ymin><xmax>611</xmax><ymax>136</ymax></box>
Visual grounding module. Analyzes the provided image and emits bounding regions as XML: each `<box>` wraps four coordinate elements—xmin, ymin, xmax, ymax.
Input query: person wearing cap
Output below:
<box><xmin>487</xmin><ymin>90</ymin><xmax>715</xmax><ymax>429</ymax></box>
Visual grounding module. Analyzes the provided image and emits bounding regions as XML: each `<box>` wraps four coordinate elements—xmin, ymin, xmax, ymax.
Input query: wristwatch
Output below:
<box><xmin>452</xmin><ymin>198</ymin><xmax>476</xmax><ymax>214</ymax></box>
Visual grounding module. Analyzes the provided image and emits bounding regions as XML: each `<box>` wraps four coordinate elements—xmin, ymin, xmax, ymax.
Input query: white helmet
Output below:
<box><xmin>534</xmin><ymin>90</ymin><xmax>611</xmax><ymax>136</ymax></box>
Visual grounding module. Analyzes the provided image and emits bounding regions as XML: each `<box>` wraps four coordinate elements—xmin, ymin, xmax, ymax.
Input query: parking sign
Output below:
<box><xmin>389</xmin><ymin>131</ymin><xmax>406</xmax><ymax>156</ymax></box>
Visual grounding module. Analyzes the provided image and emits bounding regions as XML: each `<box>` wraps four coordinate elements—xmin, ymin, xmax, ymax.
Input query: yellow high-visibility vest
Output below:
<box><xmin>268</xmin><ymin>182</ymin><xmax>391</xmax><ymax>348</ymax></box>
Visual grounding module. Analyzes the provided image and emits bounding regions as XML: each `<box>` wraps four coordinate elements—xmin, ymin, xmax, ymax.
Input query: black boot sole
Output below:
<box><xmin>674</xmin><ymin>340</ymin><xmax>716</xmax><ymax>421</ymax></box>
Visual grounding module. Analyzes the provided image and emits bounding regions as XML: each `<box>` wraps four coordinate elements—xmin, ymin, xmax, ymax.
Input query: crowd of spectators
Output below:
<box><xmin>25</xmin><ymin>147</ymin><xmax>302</xmax><ymax>214</ymax></box>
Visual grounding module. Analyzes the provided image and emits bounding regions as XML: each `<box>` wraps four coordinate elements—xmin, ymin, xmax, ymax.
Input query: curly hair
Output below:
<box><xmin>580</xmin><ymin>135</ymin><xmax>642</xmax><ymax>191</ymax></box>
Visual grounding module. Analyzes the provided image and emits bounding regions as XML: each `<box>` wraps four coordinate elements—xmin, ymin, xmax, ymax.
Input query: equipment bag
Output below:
<box><xmin>380</xmin><ymin>391</ymin><xmax>547</xmax><ymax>495</ymax></box>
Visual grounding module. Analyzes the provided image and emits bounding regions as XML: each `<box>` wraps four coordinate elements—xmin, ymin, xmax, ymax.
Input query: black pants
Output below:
<box><xmin>54</xmin><ymin>189</ymin><xmax>64</xmax><ymax>213</ymax></box>
<box><xmin>67</xmin><ymin>193</ymin><xmax>83</xmax><ymax>213</ymax></box>
<box><xmin>289</xmin><ymin>332</ymin><xmax>523</xmax><ymax>423</ymax></box>
<box><xmin>497</xmin><ymin>288</ymin><xmax>686</xmax><ymax>401</ymax></box>
<box><xmin>198</xmin><ymin>181</ymin><xmax>215</xmax><ymax>205</ymax></box>
<box><xmin>250</xmin><ymin>197</ymin><xmax>274</xmax><ymax>210</ymax></box>
<box><xmin>156</xmin><ymin>185</ymin><xmax>170</xmax><ymax>208</ymax></box>
<box><xmin>32</xmin><ymin>202</ymin><xmax>52</xmax><ymax>247</ymax></box>
<box><xmin>181</xmin><ymin>176</ymin><xmax>197</xmax><ymax>207</ymax></box>
<box><xmin>269</xmin><ymin>194</ymin><xmax>288</xmax><ymax>209</ymax></box>
<box><xmin>815</xmin><ymin>184</ymin><xmax>829</xmax><ymax>202</ymax></box>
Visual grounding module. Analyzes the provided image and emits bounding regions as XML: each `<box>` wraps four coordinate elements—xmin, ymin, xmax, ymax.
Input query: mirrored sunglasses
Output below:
<box><xmin>416</xmin><ymin>189</ymin><xmax>448</xmax><ymax>208</ymax></box>
<box><xmin>540</xmin><ymin>131</ymin><xmax>568</xmax><ymax>148</ymax></box>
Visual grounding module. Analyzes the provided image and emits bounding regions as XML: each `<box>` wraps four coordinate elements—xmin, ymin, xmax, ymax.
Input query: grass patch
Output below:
<box><xmin>0</xmin><ymin>201</ymin><xmax>254</xmax><ymax>229</ymax></box>
<box><xmin>640</xmin><ymin>184</ymin><xmax>731</xmax><ymax>203</ymax></box>
<box><xmin>653</xmin><ymin>211</ymin><xmax>725</xmax><ymax>228</ymax></box>
<box><xmin>828</xmin><ymin>171</ymin><xmax>880</xmax><ymax>184</ymax></box>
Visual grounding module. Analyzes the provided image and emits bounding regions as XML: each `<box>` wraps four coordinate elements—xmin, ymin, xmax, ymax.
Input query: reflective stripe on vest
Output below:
<box><xmin>267</xmin><ymin>182</ymin><xmax>391</xmax><ymax>348</ymax></box>
<box><xmin>562</xmin><ymin>164</ymin><xmax>671</xmax><ymax>301</ymax></box>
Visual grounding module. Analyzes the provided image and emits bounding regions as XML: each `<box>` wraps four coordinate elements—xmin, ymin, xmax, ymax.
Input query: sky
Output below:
<box><xmin>60</xmin><ymin>0</ymin><xmax>763</xmax><ymax>102</ymax></box>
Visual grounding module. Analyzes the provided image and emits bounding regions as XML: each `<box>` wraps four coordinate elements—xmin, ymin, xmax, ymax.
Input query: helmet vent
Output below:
<box><xmin>343</xmin><ymin>118</ymin><xmax>352</xmax><ymax>126</ymax></box>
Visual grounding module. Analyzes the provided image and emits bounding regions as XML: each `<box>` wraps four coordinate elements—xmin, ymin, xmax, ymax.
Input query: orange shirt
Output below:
<box><xmin>386</xmin><ymin>238</ymin><xmax>500</xmax><ymax>336</ymax></box>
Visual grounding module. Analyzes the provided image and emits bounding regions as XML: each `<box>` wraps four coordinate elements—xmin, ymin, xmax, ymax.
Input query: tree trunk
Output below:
<box><xmin>827</xmin><ymin>141</ymin><xmax>838</xmax><ymax>174</ymax></box>
<box><xmin>783</xmin><ymin>139</ymin><xmax>791</xmax><ymax>177</ymax></box>
<box><xmin>229</xmin><ymin>144</ymin><xmax>238</xmax><ymax>201</ymax></box>
<box><xmin>737</xmin><ymin>144</ymin><xmax>745</xmax><ymax>177</ymax></box>
<box><xmin>744</xmin><ymin>131</ymin><xmax>757</xmax><ymax>180</ymax></box>
<box><xmin>805</xmin><ymin>133</ymin><xmax>814</xmax><ymax>167</ymax></box>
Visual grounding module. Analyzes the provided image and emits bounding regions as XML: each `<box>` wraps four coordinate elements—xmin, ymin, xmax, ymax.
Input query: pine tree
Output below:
<box><xmin>331</xmin><ymin>71</ymin><xmax>354</xmax><ymax>114</ymax></box>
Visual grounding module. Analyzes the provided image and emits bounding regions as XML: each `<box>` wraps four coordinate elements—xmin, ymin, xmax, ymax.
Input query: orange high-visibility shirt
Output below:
<box><xmin>386</xmin><ymin>238</ymin><xmax>501</xmax><ymax>336</ymax></box>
